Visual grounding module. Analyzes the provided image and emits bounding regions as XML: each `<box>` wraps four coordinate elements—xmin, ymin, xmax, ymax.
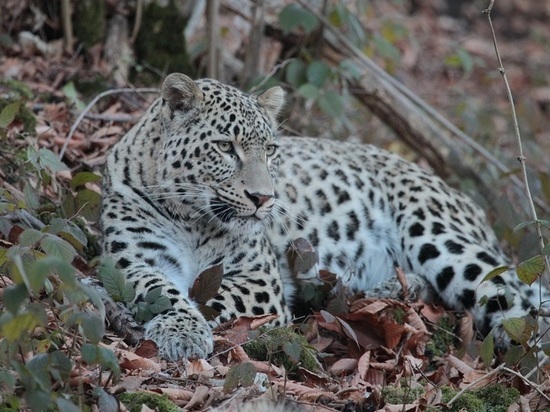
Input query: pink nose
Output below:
<box><xmin>245</xmin><ymin>191</ymin><xmax>273</xmax><ymax>208</ymax></box>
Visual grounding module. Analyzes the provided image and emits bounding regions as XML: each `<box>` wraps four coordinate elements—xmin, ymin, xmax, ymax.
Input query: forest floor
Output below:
<box><xmin>1</xmin><ymin>1</ymin><xmax>550</xmax><ymax>411</ymax></box>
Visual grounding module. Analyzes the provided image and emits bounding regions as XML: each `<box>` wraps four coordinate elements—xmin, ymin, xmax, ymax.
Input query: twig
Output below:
<box><xmin>447</xmin><ymin>364</ymin><xmax>504</xmax><ymax>406</ymax></box>
<box><xmin>60</xmin><ymin>0</ymin><xmax>73</xmax><ymax>53</ymax></box>
<box><xmin>483</xmin><ymin>2</ymin><xmax>549</xmax><ymax>277</ymax></box>
<box><xmin>129</xmin><ymin>0</ymin><xmax>143</xmax><ymax>45</ymax></box>
<box><xmin>502</xmin><ymin>366</ymin><xmax>550</xmax><ymax>402</ymax></box>
<box><xmin>206</xmin><ymin>0</ymin><xmax>220</xmax><ymax>79</ymax></box>
<box><xmin>59</xmin><ymin>87</ymin><xmax>158</xmax><ymax>160</ymax></box>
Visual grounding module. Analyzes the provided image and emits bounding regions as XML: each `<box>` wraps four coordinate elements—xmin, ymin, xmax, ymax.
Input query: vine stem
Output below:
<box><xmin>483</xmin><ymin>1</ymin><xmax>549</xmax><ymax>280</ymax></box>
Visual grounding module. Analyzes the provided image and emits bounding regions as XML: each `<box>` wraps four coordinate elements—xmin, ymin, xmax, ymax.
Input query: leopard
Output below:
<box><xmin>101</xmin><ymin>73</ymin><xmax>550</xmax><ymax>360</ymax></box>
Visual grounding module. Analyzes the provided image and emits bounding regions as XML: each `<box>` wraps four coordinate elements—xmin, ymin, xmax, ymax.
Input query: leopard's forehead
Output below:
<box><xmin>188</xmin><ymin>79</ymin><xmax>276</xmax><ymax>145</ymax></box>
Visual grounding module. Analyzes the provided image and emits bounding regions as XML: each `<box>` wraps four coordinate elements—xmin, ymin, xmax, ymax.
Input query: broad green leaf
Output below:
<box><xmin>75</xmin><ymin>189</ymin><xmax>102</xmax><ymax>221</ymax></box>
<box><xmin>3</xmin><ymin>284</ymin><xmax>28</xmax><ymax>314</ymax></box>
<box><xmin>0</xmin><ymin>101</ymin><xmax>21</xmax><ymax>128</ymax></box>
<box><xmin>122</xmin><ymin>284</ymin><xmax>136</xmax><ymax>303</ymax></box>
<box><xmin>318</xmin><ymin>90</ymin><xmax>344</xmax><ymax>118</ymax></box>
<box><xmin>40</xmin><ymin>234</ymin><xmax>77</xmax><ymax>262</ymax></box>
<box><xmin>81</xmin><ymin>343</ymin><xmax>100</xmax><ymax>364</ymax></box>
<box><xmin>48</xmin><ymin>218</ymin><xmax>87</xmax><ymax>250</ymax></box>
<box><xmin>30</xmin><ymin>256</ymin><xmax>75</xmax><ymax>285</ymax></box>
<box><xmin>285</xmin><ymin>59</ymin><xmax>307</xmax><ymax>87</ymax></box>
<box><xmin>480</xmin><ymin>332</ymin><xmax>494</xmax><ymax>368</ymax></box>
<box><xmin>516</xmin><ymin>255</ymin><xmax>545</xmax><ymax>285</ymax></box>
<box><xmin>543</xmin><ymin>243</ymin><xmax>550</xmax><ymax>256</ymax></box>
<box><xmin>306</xmin><ymin>61</ymin><xmax>330</xmax><ymax>87</ymax></box>
<box><xmin>279</xmin><ymin>4</ymin><xmax>318</xmax><ymax>35</ymax></box>
<box><xmin>373</xmin><ymin>34</ymin><xmax>400</xmax><ymax>63</ymax></box>
<box><xmin>2</xmin><ymin>312</ymin><xmax>40</xmax><ymax>341</ymax></box>
<box><xmin>98</xmin><ymin>346</ymin><xmax>120</xmax><ymax>378</ymax></box>
<box><xmin>148</xmin><ymin>295</ymin><xmax>172</xmax><ymax>314</ymax></box>
<box><xmin>283</xmin><ymin>338</ymin><xmax>302</xmax><ymax>364</ymax></box>
<box><xmin>98</xmin><ymin>258</ymin><xmax>128</xmax><ymax>301</ymax></box>
<box><xmin>80</xmin><ymin>311</ymin><xmax>105</xmax><ymax>344</ymax></box>
<box><xmin>49</xmin><ymin>351</ymin><xmax>73</xmax><ymax>382</ymax></box>
<box><xmin>19</xmin><ymin>228</ymin><xmax>44</xmax><ymax>247</ymax></box>
<box><xmin>26</xmin><ymin>354</ymin><xmax>51</xmax><ymax>391</ymax></box>
<box><xmin>297</xmin><ymin>83</ymin><xmax>319</xmax><ymax>100</ymax></box>
<box><xmin>23</xmin><ymin>182</ymin><xmax>40</xmax><ymax>211</ymax></box>
<box><xmin>502</xmin><ymin>318</ymin><xmax>534</xmax><ymax>344</ymax></box>
<box><xmin>145</xmin><ymin>286</ymin><xmax>162</xmax><ymax>304</ymax></box>
<box><xmin>0</xmin><ymin>370</ymin><xmax>16</xmax><ymax>391</ymax></box>
<box><xmin>36</xmin><ymin>148</ymin><xmax>68</xmax><ymax>173</ymax></box>
<box><xmin>93</xmin><ymin>387</ymin><xmax>118</xmax><ymax>412</ymax></box>
<box><xmin>480</xmin><ymin>265</ymin><xmax>509</xmax><ymax>283</ymax></box>
<box><xmin>223</xmin><ymin>362</ymin><xmax>256</xmax><ymax>393</ymax></box>
<box><xmin>70</xmin><ymin>171</ymin><xmax>101</xmax><ymax>190</ymax></box>
<box><xmin>62</xmin><ymin>81</ymin><xmax>86</xmax><ymax>110</ymax></box>
<box><xmin>56</xmin><ymin>398</ymin><xmax>81</xmax><ymax>412</ymax></box>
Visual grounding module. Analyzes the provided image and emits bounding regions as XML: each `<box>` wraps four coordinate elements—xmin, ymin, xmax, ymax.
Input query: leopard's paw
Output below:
<box><xmin>145</xmin><ymin>309</ymin><xmax>213</xmax><ymax>360</ymax></box>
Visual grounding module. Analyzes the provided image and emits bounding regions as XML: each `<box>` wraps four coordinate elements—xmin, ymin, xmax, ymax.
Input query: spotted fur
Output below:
<box><xmin>101</xmin><ymin>73</ymin><xmax>549</xmax><ymax>359</ymax></box>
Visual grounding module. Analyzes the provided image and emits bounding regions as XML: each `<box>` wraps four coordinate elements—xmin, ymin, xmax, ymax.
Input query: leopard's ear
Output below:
<box><xmin>257</xmin><ymin>86</ymin><xmax>285</xmax><ymax>125</ymax></box>
<box><xmin>161</xmin><ymin>73</ymin><xmax>203</xmax><ymax>112</ymax></box>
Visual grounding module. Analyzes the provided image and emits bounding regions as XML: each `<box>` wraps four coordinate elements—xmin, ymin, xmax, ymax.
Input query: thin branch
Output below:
<box><xmin>59</xmin><ymin>88</ymin><xmax>158</xmax><ymax>160</ymax></box>
<box><xmin>483</xmin><ymin>2</ymin><xmax>549</xmax><ymax>277</ymax></box>
<box><xmin>60</xmin><ymin>0</ymin><xmax>73</xmax><ymax>53</ymax></box>
<box><xmin>502</xmin><ymin>366</ymin><xmax>550</xmax><ymax>403</ymax></box>
<box><xmin>447</xmin><ymin>364</ymin><xmax>504</xmax><ymax>406</ymax></box>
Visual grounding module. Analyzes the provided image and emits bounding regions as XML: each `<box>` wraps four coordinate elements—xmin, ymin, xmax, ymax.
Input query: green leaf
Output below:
<box><xmin>283</xmin><ymin>338</ymin><xmax>302</xmax><ymax>364</ymax></box>
<box><xmin>189</xmin><ymin>264</ymin><xmax>223</xmax><ymax>304</ymax></box>
<box><xmin>285</xmin><ymin>59</ymin><xmax>307</xmax><ymax>87</ymax></box>
<box><xmin>306</xmin><ymin>61</ymin><xmax>330</xmax><ymax>87</ymax></box>
<box><xmin>502</xmin><ymin>318</ymin><xmax>534</xmax><ymax>345</ymax></box>
<box><xmin>19</xmin><ymin>228</ymin><xmax>44</xmax><ymax>247</ymax></box>
<box><xmin>148</xmin><ymin>295</ymin><xmax>172</xmax><ymax>314</ymax></box>
<box><xmin>26</xmin><ymin>354</ymin><xmax>51</xmax><ymax>392</ymax></box>
<box><xmin>23</xmin><ymin>182</ymin><xmax>40</xmax><ymax>211</ymax></box>
<box><xmin>70</xmin><ymin>171</ymin><xmax>102</xmax><ymax>190</ymax></box>
<box><xmin>62</xmin><ymin>81</ymin><xmax>86</xmax><ymax>111</ymax></box>
<box><xmin>318</xmin><ymin>90</ymin><xmax>344</xmax><ymax>117</ymax></box>
<box><xmin>30</xmin><ymin>256</ymin><xmax>75</xmax><ymax>285</ymax></box>
<box><xmin>0</xmin><ymin>370</ymin><xmax>16</xmax><ymax>391</ymax></box>
<box><xmin>56</xmin><ymin>398</ymin><xmax>81</xmax><ymax>412</ymax></box>
<box><xmin>516</xmin><ymin>255</ymin><xmax>545</xmax><ymax>285</ymax></box>
<box><xmin>48</xmin><ymin>218</ymin><xmax>88</xmax><ymax>250</ymax></box>
<box><xmin>49</xmin><ymin>351</ymin><xmax>73</xmax><ymax>382</ymax></box>
<box><xmin>98</xmin><ymin>258</ymin><xmax>129</xmax><ymax>301</ymax></box>
<box><xmin>81</xmin><ymin>343</ymin><xmax>100</xmax><ymax>364</ymax></box>
<box><xmin>93</xmin><ymin>387</ymin><xmax>118</xmax><ymax>412</ymax></box>
<box><xmin>223</xmin><ymin>362</ymin><xmax>256</xmax><ymax>393</ymax></box>
<box><xmin>0</xmin><ymin>101</ymin><xmax>21</xmax><ymax>128</ymax></box>
<box><xmin>40</xmin><ymin>234</ymin><xmax>77</xmax><ymax>262</ymax></box>
<box><xmin>279</xmin><ymin>4</ymin><xmax>318</xmax><ymax>35</ymax></box>
<box><xmin>98</xmin><ymin>346</ymin><xmax>120</xmax><ymax>378</ymax></box>
<box><xmin>3</xmin><ymin>284</ymin><xmax>28</xmax><ymax>314</ymax></box>
<box><xmin>514</xmin><ymin>220</ymin><xmax>537</xmax><ymax>232</ymax></box>
<box><xmin>1</xmin><ymin>312</ymin><xmax>40</xmax><ymax>341</ymax></box>
<box><xmin>75</xmin><ymin>189</ymin><xmax>102</xmax><ymax>221</ymax></box>
<box><xmin>543</xmin><ymin>243</ymin><xmax>550</xmax><ymax>256</ymax></box>
<box><xmin>36</xmin><ymin>148</ymin><xmax>68</xmax><ymax>173</ymax></box>
<box><xmin>80</xmin><ymin>311</ymin><xmax>105</xmax><ymax>344</ymax></box>
<box><xmin>480</xmin><ymin>332</ymin><xmax>494</xmax><ymax>368</ymax></box>
<box><xmin>145</xmin><ymin>286</ymin><xmax>162</xmax><ymax>304</ymax></box>
<box><xmin>297</xmin><ymin>83</ymin><xmax>320</xmax><ymax>100</ymax></box>
<box><xmin>480</xmin><ymin>265</ymin><xmax>509</xmax><ymax>283</ymax></box>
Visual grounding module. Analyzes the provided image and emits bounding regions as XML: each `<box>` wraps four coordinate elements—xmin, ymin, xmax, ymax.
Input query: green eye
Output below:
<box><xmin>217</xmin><ymin>141</ymin><xmax>233</xmax><ymax>153</ymax></box>
<box><xmin>266</xmin><ymin>145</ymin><xmax>278</xmax><ymax>157</ymax></box>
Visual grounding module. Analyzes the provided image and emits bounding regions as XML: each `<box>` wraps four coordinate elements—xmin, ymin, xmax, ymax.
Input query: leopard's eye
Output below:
<box><xmin>266</xmin><ymin>145</ymin><xmax>278</xmax><ymax>157</ymax></box>
<box><xmin>216</xmin><ymin>141</ymin><xmax>233</xmax><ymax>153</ymax></box>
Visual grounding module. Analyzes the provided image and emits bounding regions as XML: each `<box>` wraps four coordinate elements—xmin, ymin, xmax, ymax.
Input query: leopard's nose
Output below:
<box><xmin>245</xmin><ymin>190</ymin><xmax>274</xmax><ymax>208</ymax></box>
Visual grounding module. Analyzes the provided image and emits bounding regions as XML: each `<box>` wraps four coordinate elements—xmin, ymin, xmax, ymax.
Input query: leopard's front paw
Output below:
<box><xmin>144</xmin><ymin>309</ymin><xmax>213</xmax><ymax>360</ymax></box>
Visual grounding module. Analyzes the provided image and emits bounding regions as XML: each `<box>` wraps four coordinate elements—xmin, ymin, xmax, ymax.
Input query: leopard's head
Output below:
<box><xmin>156</xmin><ymin>73</ymin><xmax>285</xmax><ymax>231</ymax></box>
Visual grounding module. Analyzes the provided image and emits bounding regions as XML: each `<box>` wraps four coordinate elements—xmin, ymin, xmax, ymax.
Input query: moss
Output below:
<box><xmin>243</xmin><ymin>326</ymin><xmax>318</xmax><ymax>375</ymax></box>
<box><xmin>73</xmin><ymin>0</ymin><xmax>105</xmax><ymax>49</ymax></box>
<box><xmin>0</xmin><ymin>97</ymin><xmax>36</xmax><ymax>133</ymax></box>
<box><xmin>382</xmin><ymin>386</ymin><xmax>424</xmax><ymax>405</ymax></box>
<box><xmin>134</xmin><ymin>0</ymin><xmax>194</xmax><ymax>85</ymax></box>
<box><xmin>118</xmin><ymin>392</ymin><xmax>179</xmax><ymax>412</ymax></box>
<box><xmin>425</xmin><ymin>314</ymin><xmax>456</xmax><ymax>359</ymax></box>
